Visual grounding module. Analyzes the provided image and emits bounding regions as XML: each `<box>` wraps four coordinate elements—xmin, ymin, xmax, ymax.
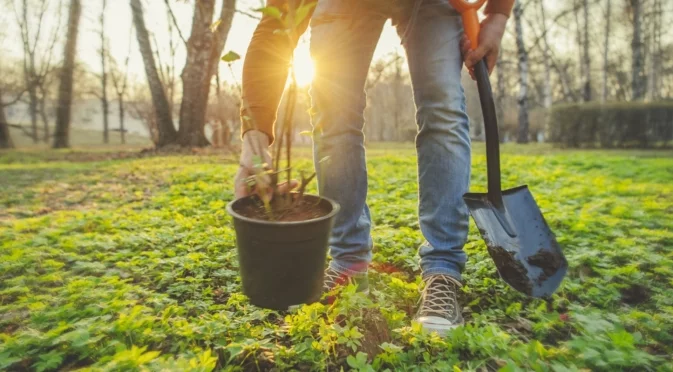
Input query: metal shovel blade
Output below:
<box><xmin>464</xmin><ymin>185</ymin><xmax>568</xmax><ymax>298</ymax></box>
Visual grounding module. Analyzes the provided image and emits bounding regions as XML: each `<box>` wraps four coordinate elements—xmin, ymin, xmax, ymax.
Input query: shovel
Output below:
<box><xmin>449</xmin><ymin>0</ymin><xmax>568</xmax><ymax>298</ymax></box>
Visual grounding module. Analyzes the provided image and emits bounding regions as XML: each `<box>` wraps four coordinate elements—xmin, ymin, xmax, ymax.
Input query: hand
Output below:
<box><xmin>234</xmin><ymin>130</ymin><xmax>297</xmax><ymax>200</ymax></box>
<box><xmin>234</xmin><ymin>130</ymin><xmax>272</xmax><ymax>199</ymax></box>
<box><xmin>460</xmin><ymin>13</ymin><xmax>508</xmax><ymax>80</ymax></box>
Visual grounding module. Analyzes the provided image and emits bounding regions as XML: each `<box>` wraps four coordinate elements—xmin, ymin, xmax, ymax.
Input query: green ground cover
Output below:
<box><xmin>1</xmin><ymin>146</ymin><xmax>672</xmax><ymax>371</ymax></box>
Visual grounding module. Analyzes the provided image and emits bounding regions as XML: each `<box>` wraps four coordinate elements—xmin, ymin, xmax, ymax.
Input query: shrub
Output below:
<box><xmin>548</xmin><ymin>101</ymin><xmax>673</xmax><ymax>148</ymax></box>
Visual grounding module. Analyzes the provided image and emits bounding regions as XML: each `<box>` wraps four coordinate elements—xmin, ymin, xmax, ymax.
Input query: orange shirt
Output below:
<box><xmin>485</xmin><ymin>0</ymin><xmax>515</xmax><ymax>16</ymax></box>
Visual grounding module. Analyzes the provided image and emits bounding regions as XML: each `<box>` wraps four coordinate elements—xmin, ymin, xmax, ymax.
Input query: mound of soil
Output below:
<box><xmin>358</xmin><ymin>308</ymin><xmax>392</xmax><ymax>357</ymax></box>
<box><xmin>620</xmin><ymin>284</ymin><xmax>651</xmax><ymax>305</ymax></box>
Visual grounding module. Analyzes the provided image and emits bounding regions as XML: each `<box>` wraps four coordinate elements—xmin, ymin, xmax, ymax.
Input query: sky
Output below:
<box><xmin>75</xmin><ymin>0</ymin><xmax>404</xmax><ymax>86</ymax></box>
<box><xmin>0</xmin><ymin>0</ymin><xmax>647</xmax><ymax>89</ymax></box>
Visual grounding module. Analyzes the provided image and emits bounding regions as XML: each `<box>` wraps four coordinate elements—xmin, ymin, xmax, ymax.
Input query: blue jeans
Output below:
<box><xmin>310</xmin><ymin>0</ymin><xmax>470</xmax><ymax>281</ymax></box>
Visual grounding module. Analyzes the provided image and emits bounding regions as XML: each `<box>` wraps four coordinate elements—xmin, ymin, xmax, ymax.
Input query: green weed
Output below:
<box><xmin>1</xmin><ymin>147</ymin><xmax>672</xmax><ymax>371</ymax></box>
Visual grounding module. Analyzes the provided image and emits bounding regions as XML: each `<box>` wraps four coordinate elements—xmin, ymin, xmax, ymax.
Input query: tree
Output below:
<box><xmin>177</xmin><ymin>0</ymin><xmax>236</xmax><ymax>147</ymax></box>
<box><xmin>99</xmin><ymin>0</ymin><xmax>110</xmax><ymax>144</ymax></box>
<box><xmin>0</xmin><ymin>102</ymin><xmax>13</xmax><ymax>148</ymax></box>
<box><xmin>130</xmin><ymin>0</ymin><xmax>177</xmax><ymax>147</ymax></box>
<box><xmin>514</xmin><ymin>0</ymin><xmax>530</xmax><ymax>144</ymax></box>
<box><xmin>647</xmin><ymin>0</ymin><xmax>663</xmax><ymax>100</ymax></box>
<box><xmin>580</xmin><ymin>0</ymin><xmax>592</xmax><ymax>101</ymax></box>
<box><xmin>630</xmin><ymin>0</ymin><xmax>645</xmax><ymax>100</ymax></box>
<box><xmin>13</xmin><ymin>0</ymin><xmax>63</xmax><ymax>143</ymax></box>
<box><xmin>52</xmin><ymin>0</ymin><xmax>81</xmax><ymax>149</ymax></box>
<box><xmin>110</xmin><ymin>30</ymin><xmax>133</xmax><ymax>145</ymax></box>
<box><xmin>0</xmin><ymin>65</ymin><xmax>25</xmax><ymax>149</ymax></box>
<box><xmin>0</xmin><ymin>86</ymin><xmax>24</xmax><ymax>149</ymax></box>
<box><xmin>601</xmin><ymin>0</ymin><xmax>611</xmax><ymax>102</ymax></box>
<box><xmin>538</xmin><ymin>0</ymin><xmax>552</xmax><ymax>110</ymax></box>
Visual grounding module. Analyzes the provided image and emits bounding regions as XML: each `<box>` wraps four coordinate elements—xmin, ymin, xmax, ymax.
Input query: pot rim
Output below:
<box><xmin>226</xmin><ymin>193</ymin><xmax>341</xmax><ymax>226</ymax></box>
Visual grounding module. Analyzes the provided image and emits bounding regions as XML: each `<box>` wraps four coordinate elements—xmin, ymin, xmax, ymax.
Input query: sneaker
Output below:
<box><xmin>415</xmin><ymin>274</ymin><xmax>464</xmax><ymax>335</ymax></box>
<box><xmin>322</xmin><ymin>266</ymin><xmax>369</xmax><ymax>302</ymax></box>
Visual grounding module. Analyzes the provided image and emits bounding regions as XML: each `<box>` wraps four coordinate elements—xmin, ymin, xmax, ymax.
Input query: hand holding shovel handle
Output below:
<box><xmin>449</xmin><ymin>0</ymin><xmax>569</xmax><ymax>298</ymax></box>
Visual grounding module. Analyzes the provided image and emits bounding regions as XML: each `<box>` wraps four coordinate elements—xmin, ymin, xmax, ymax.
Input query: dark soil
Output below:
<box><xmin>235</xmin><ymin>195</ymin><xmax>330</xmax><ymax>222</ymax></box>
<box><xmin>335</xmin><ymin>308</ymin><xmax>391</xmax><ymax>360</ymax></box>
<box><xmin>620</xmin><ymin>284</ymin><xmax>651</xmax><ymax>305</ymax></box>
<box><xmin>358</xmin><ymin>308</ymin><xmax>392</xmax><ymax>357</ymax></box>
<box><xmin>487</xmin><ymin>245</ymin><xmax>532</xmax><ymax>295</ymax></box>
<box><xmin>527</xmin><ymin>248</ymin><xmax>566</xmax><ymax>284</ymax></box>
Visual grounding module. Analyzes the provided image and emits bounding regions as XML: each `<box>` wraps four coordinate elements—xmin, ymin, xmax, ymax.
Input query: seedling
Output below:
<box><xmin>222</xmin><ymin>0</ymin><xmax>319</xmax><ymax>221</ymax></box>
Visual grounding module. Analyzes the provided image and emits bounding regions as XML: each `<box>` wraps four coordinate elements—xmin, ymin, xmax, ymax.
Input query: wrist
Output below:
<box><xmin>485</xmin><ymin>13</ymin><xmax>508</xmax><ymax>26</ymax></box>
<box><xmin>243</xmin><ymin>130</ymin><xmax>270</xmax><ymax>148</ymax></box>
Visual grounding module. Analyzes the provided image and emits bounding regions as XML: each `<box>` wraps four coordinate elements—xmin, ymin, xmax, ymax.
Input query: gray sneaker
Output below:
<box><xmin>322</xmin><ymin>266</ymin><xmax>369</xmax><ymax>303</ymax></box>
<box><xmin>416</xmin><ymin>274</ymin><xmax>464</xmax><ymax>335</ymax></box>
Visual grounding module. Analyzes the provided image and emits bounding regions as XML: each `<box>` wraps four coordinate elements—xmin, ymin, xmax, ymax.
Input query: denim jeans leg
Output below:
<box><xmin>398</xmin><ymin>0</ymin><xmax>471</xmax><ymax>281</ymax></box>
<box><xmin>309</xmin><ymin>0</ymin><xmax>387</xmax><ymax>275</ymax></box>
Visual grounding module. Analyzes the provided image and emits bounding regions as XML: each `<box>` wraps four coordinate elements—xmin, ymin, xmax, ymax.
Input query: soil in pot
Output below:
<box><xmin>235</xmin><ymin>194</ymin><xmax>331</xmax><ymax>222</ymax></box>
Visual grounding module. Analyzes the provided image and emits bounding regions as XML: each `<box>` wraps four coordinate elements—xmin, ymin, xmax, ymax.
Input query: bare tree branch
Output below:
<box><xmin>0</xmin><ymin>90</ymin><xmax>26</xmax><ymax>108</ymax></box>
<box><xmin>236</xmin><ymin>9</ymin><xmax>261</xmax><ymax>20</ymax></box>
<box><xmin>163</xmin><ymin>0</ymin><xmax>188</xmax><ymax>46</ymax></box>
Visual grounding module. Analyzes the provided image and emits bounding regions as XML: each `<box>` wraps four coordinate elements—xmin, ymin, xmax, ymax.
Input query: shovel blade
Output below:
<box><xmin>464</xmin><ymin>185</ymin><xmax>568</xmax><ymax>298</ymax></box>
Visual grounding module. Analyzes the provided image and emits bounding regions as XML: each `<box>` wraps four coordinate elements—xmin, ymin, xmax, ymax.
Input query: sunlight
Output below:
<box><xmin>292</xmin><ymin>43</ymin><xmax>315</xmax><ymax>86</ymax></box>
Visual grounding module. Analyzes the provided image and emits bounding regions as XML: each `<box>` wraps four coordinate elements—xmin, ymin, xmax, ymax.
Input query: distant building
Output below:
<box><xmin>5</xmin><ymin>99</ymin><xmax>151</xmax><ymax>138</ymax></box>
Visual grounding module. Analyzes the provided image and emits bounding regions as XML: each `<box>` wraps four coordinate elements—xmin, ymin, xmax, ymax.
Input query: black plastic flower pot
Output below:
<box><xmin>226</xmin><ymin>194</ymin><xmax>340</xmax><ymax>310</ymax></box>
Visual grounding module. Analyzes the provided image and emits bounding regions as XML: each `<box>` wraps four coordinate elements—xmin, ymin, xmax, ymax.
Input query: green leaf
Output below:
<box><xmin>0</xmin><ymin>353</ymin><xmax>22</xmax><ymax>370</ymax></box>
<box><xmin>294</xmin><ymin>2</ymin><xmax>317</xmax><ymax>27</ymax></box>
<box><xmin>255</xmin><ymin>6</ymin><xmax>282</xmax><ymax>19</ymax></box>
<box><xmin>34</xmin><ymin>351</ymin><xmax>64</xmax><ymax>372</ymax></box>
<box><xmin>209</xmin><ymin>19</ymin><xmax>222</xmax><ymax>33</ymax></box>
<box><xmin>221</xmin><ymin>51</ymin><xmax>241</xmax><ymax>63</ymax></box>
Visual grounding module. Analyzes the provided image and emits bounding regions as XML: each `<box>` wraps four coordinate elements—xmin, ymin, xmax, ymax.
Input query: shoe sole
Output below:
<box><xmin>417</xmin><ymin>319</ymin><xmax>464</xmax><ymax>336</ymax></box>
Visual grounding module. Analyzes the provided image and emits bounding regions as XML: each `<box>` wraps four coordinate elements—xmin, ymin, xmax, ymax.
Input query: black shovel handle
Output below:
<box><xmin>473</xmin><ymin>59</ymin><xmax>503</xmax><ymax>207</ymax></box>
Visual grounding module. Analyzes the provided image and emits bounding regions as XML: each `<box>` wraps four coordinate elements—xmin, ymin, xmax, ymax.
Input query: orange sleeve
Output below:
<box><xmin>484</xmin><ymin>0</ymin><xmax>515</xmax><ymax>17</ymax></box>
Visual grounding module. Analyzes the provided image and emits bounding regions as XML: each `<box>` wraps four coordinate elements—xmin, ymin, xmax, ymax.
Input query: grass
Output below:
<box><xmin>1</xmin><ymin>144</ymin><xmax>672</xmax><ymax>371</ymax></box>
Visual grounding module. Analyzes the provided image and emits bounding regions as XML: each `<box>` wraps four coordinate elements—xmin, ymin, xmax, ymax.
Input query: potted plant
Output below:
<box><xmin>223</xmin><ymin>2</ymin><xmax>339</xmax><ymax>310</ymax></box>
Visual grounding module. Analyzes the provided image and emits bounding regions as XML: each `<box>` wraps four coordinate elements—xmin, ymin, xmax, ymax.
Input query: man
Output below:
<box><xmin>236</xmin><ymin>0</ymin><xmax>513</xmax><ymax>335</ymax></box>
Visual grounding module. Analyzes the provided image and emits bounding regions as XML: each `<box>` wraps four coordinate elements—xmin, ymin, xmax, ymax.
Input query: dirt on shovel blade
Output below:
<box><xmin>526</xmin><ymin>247</ymin><xmax>566</xmax><ymax>285</ymax></box>
<box><xmin>487</xmin><ymin>245</ymin><xmax>532</xmax><ymax>296</ymax></box>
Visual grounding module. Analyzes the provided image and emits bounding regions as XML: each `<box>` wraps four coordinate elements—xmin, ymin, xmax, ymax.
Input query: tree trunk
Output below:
<box><xmin>0</xmin><ymin>101</ymin><xmax>14</xmax><ymax>149</ymax></box>
<box><xmin>38</xmin><ymin>91</ymin><xmax>49</xmax><ymax>142</ymax></box>
<box><xmin>130</xmin><ymin>0</ymin><xmax>177</xmax><ymax>147</ymax></box>
<box><xmin>647</xmin><ymin>0</ymin><xmax>661</xmax><ymax>100</ymax></box>
<box><xmin>539</xmin><ymin>0</ymin><xmax>552</xmax><ymax>110</ymax></box>
<box><xmin>28</xmin><ymin>88</ymin><xmax>39</xmax><ymax>143</ymax></box>
<box><xmin>630</xmin><ymin>0</ymin><xmax>645</xmax><ymax>100</ymax></box>
<box><xmin>573</xmin><ymin>0</ymin><xmax>582</xmax><ymax>94</ymax></box>
<box><xmin>514</xmin><ymin>0</ymin><xmax>529</xmax><ymax>144</ymax></box>
<box><xmin>101</xmin><ymin>0</ymin><xmax>110</xmax><ymax>144</ymax></box>
<box><xmin>177</xmin><ymin>0</ymin><xmax>216</xmax><ymax>147</ymax></box>
<box><xmin>119</xmin><ymin>98</ymin><xmax>126</xmax><ymax>144</ymax></box>
<box><xmin>52</xmin><ymin>0</ymin><xmax>82</xmax><ymax>149</ymax></box>
<box><xmin>601</xmin><ymin>0</ymin><xmax>611</xmax><ymax>102</ymax></box>
<box><xmin>581</xmin><ymin>0</ymin><xmax>591</xmax><ymax>102</ymax></box>
<box><xmin>177</xmin><ymin>0</ymin><xmax>236</xmax><ymax>147</ymax></box>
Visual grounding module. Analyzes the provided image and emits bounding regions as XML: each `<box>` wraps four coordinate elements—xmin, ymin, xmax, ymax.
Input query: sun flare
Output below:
<box><xmin>292</xmin><ymin>44</ymin><xmax>315</xmax><ymax>86</ymax></box>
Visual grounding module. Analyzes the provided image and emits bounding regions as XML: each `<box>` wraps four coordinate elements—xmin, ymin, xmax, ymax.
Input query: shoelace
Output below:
<box><xmin>419</xmin><ymin>275</ymin><xmax>460</xmax><ymax>319</ymax></box>
<box><xmin>323</xmin><ymin>268</ymin><xmax>344</xmax><ymax>292</ymax></box>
